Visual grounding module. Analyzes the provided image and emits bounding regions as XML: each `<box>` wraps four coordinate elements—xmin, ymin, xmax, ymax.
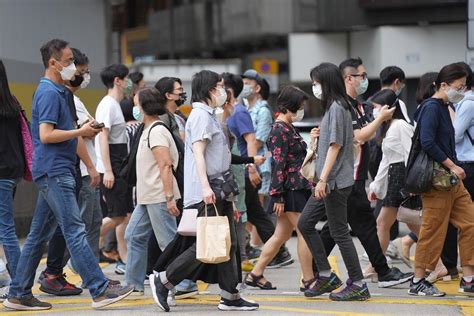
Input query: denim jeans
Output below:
<box><xmin>0</xmin><ymin>179</ymin><xmax>21</xmax><ymax>279</ymax></box>
<box><xmin>125</xmin><ymin>203</ymin><xmax>179</xmax><ymax>291</ymax></box>
<box><xmin>8</xmin><ymin>173</ymin><xmax>108</xmax><ymax>299</ymax></box>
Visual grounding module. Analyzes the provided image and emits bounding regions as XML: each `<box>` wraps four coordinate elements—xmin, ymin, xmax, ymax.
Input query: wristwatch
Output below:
<box><xmin>165</xmin><ymin>194</ymin><xmax>174</xmax><ymax>202</ymax></box>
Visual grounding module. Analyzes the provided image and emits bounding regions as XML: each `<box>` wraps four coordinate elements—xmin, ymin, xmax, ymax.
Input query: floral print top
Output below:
<box><xmin>267</xmin><ymin>120</ymin><xmax>312</xmax><ymax>202</ymax></box>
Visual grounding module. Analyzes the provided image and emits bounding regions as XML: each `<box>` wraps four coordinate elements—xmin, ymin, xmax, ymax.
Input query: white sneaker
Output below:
<box><xmin>167</xmin><ymin>291</ymin><xmax>177</xmax><ymax>307</ymax></box>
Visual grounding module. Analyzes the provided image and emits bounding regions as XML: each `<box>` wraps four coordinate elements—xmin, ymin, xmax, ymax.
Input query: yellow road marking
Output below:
<box><xmin>461</xmin><ymin>306</ymin><xmax>474</xmax><ymax>316</ymax></box>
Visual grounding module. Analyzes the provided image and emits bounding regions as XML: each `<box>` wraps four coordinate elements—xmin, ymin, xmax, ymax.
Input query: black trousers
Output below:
<box><xmin>244</xmin><ymin>177</ymin><xmax>275</xmax><ymax>243</ymax></box>
<box><xmin>165</xmin><ymin>200</ymin><xmax>239</xmax><ymax>295</ymax></box>
<box><xmin>319</xmin><ymin>180</ymin><xmax>390</xmax><ymax>276</ymax></box>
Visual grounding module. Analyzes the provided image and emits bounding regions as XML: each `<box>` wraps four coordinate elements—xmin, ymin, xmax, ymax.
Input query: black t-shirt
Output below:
<box><xmin>348</xmin><ymin>96</ymin><xmax>371</xmax><ymax>181</ymax></box>
<box><xmin>0</xmin><ymin>115</ymin><xmax>25</xmax><ymax>179</ymax></box>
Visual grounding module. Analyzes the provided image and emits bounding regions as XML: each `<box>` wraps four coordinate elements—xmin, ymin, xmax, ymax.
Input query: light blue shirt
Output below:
<box><xmin>249</xmin><ymin>100</ymin><xmax>273</xmax><ymax>174</ymax></box>
<box><xmin>183</xmin><ymin>102</ymin><xmax>232</xmax><ymax>207</ymax></box>
<box><xmin>454</xmin><ymin>90</ymin><xmax>474</xmax><ymax>162</ymax></box>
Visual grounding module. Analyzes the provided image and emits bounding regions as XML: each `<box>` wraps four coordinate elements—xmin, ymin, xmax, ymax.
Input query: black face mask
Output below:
<box><xmin>69</xmin><ymin>74</ymin><xmax>84</xmax><ymax>88</ymax></box>
<box><xmin>176</xmin><ymin>92</ymin><xmax>187</xmax><ymax>106</ymax></box>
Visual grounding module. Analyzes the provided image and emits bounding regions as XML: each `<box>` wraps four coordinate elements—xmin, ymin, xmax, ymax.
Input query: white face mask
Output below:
<box><xmin>80</xmin><ymin>73</ymin><xmax>91</xmax><ymax>89</ymax></box>
<box><xmin>292</xmin><ymin>109</ymin><xmax>305</xmax><ymax>122</ymax></box>
<box><xmin>58</xmin><ymin>62</ymin><xmax>77</xmax><ymax>81</ymax></box>
<box><xmin>214</xmin><ymin>87</ymin><xmax>227</xmax><ymax>107</ymax></box>
<box><xmin>445</xmin><ymin>87</ymin><xmax>465</xmax><ymax>104</ymax></box>
<box><xmin>372</xmin><ymin>108</ymin><xmax>380</xmax><ymax>119</ymax></box>
<box><xmin>312</xmin><ymin>84</ymin><xmax>322</xmax><ymax>100</ymax></box>
<box><xmin>240</xmin><ymin>84</ymin><xmax>253</xmax><ymax>99</ymax></box>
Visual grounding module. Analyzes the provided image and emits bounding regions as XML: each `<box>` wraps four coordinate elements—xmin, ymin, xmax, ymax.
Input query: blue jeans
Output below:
<box><xmin>125</xmin><ymin>203</ymin><xmax>180</xmax><ymax>291</ymax></box>
<box><xmin>0</xmin><ymin>179</ymin><xmax>21</xmax><ymax>280</ymax></box>
<box><xmin>8</xmin><ymin>173</ymin><xmax>108</xmax><ymax>299</ymax></box>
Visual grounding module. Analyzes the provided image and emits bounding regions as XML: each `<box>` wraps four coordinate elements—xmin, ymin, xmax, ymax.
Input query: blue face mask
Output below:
<box><xmin>133</xmin><ymin>106</ymin><xmax>144</xmax><ymax>122</ymax></box>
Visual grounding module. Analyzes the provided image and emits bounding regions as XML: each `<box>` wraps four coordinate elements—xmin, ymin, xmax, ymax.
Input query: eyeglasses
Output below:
<box><xmin>349</xmin><ymin>73</ymin><xmax>368</xmax><ymax>80</ymax></box>
<box><xmin>216</xmin><ymin>83</ymin><xmax>225</xmax><ymax>88</ymax></box>
<box><xmin>57</xmin><ymin>59</ymin><xmax>75</xmax><ymax>67</ymax></box>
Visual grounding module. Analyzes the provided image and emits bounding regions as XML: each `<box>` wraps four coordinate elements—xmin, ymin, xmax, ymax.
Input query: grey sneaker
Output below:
<box><xmin>91</xmin><ymin>283</ymin><xmax>134</xmax><ymax>309</ymax></box>
<box><xmin>3</xmin><ymin>296</ymin><xmax>52</xmax><ymax>311</ymax></box>
<box><xmin>408</xmin><ymin>279</ymin><xmax>446</xmax><ymax>297</ymax></box>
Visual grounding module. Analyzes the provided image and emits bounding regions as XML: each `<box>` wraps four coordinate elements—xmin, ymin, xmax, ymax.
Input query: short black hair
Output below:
<box><xmin>416</xmin><ymin>72</ymin><xmax>438</xmax><ymax>105</ymax></box>
<box><xmin>276</xmin><ymin>85</ymin><xmax>308</xmax><ymax>114</ymax></box>
<box><xmin>380</xmin><ymin>66</ymin><xmax>405</xmax><ymax>87</ymax></box>
<box><xmin>310</xmin><ymin>62</ymin><xmax>350</xmax><ymax>111</ymax></box>
<box><xmin>155</xmin><ymin>77</ymin><xmax>182</xmax><ymax>96</ymax></box>
<box><xmin>40</xmin><ymin>39</ymin><xmax>69</xmax><ymax>68</ymax></box>
<box><xmin>457</xmin><ymin>62</ymin><xmax>473</xmax><ymax>88</ymax></box>
<box><xmin>71</xmin><ymin>48</ymin><xmax>89</xmax><ymax>66</ymax></box>
<box><xmin>221</xmin><ymin>72</ymin><xmax>243</xmax><ymax>99</ymax></box>
<box><xmin>100</xmin><ymin>64</ymin><xmax>129</xmax><ymax>89</ymax></box>
<box><xmin>435</xmin><ymin>63</ymin><xmax>467</xmax><ymax>90</ymax></box>
<box><xmin>339</xmin><ymin>57</ymin><xmax>363</xmax><ymax>75</ymax></box>
<box><xmin>137</xmin><ymin>87</ymin><xmax>167</xmax><ymax>116</ymax></box>
<box><xmin>129</xmin><ymin>72</ymin><xmax>144</xmax><ymax>85</ymax></box>
<box><xmin>260</xmin><ymin>78</ymin><xmax>270</xmax><ymax>100</ymax></box>
<box><xmin>191</xmin><ymin>70</ymin><xmax>221</xmax><ymax>104</ymax></box>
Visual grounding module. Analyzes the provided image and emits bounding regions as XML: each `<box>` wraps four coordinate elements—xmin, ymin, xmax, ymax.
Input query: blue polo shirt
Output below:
<box><xmin>227</xmin><ymin>103</ymin><xmax>255</xmax><ymax>157</ymax></box>
<box><xmin>31</xmin><ymin>78</ymin><xmax>77</xmax><ymax>180</ymax></box>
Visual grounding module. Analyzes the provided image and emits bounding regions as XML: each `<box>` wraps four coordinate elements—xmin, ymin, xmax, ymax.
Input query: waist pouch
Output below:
<box><xmin>208</xmin><ymin>169</ymin><xmax>239</xmax><ymax>200</ymax></box>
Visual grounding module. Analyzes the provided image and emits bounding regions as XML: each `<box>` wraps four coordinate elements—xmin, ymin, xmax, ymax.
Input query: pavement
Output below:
<box><xmin>1</xmin><ymin>236</ymin><xmax>473</xmax><ymax>316</ymax></box>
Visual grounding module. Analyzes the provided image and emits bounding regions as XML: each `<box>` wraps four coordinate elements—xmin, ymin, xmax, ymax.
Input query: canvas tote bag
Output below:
<box><xmin>196</xmin><ymin>203</ymin><xmax>231</xmax><ymax>264</ymax></box>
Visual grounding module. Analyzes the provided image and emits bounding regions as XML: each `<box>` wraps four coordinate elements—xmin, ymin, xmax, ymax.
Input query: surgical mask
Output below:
<box><xmin>312</xmin><ymin>84</ymin><xmax>322</xmax><ymax>100</ymax></box>
<box><xmin>69</xmin><ymin>73</ymin><xmax>84</xmax><ymax>88</ymax></box>
<box><xmin>214</xmin><ymin>87</ymin><xmax>227</xmax><ymax>107</ymax></box>
<box><xmin>123</xmin><ymin>78</ymin><xmax>133</xmax><ymax>95</ymax></box>
<box><xmin>58</xmin><ymin>62</ymin><xmax>77</xmax><ymax>81</ymax></box>
<box><xmin>446</xmin><ymin>87</ymin><xmax>465</xmax><ymax>104</ymax></box>
<box><xmin>80</xmin><ymin>73</ymin><xmax>91</xmax><ymax>89</ymax></box>
<box><xmin>292</xmin><ymin>109</ymin><xmax>305</xmax><ymax>122</ymax></box>
<box><xmin>175</xmin><ymin>92</ymin><xmax>187</xmax><ymax>106</ymax></box>
<box><xmin>395</xmin><ymin>84</ymin><xmax>405</xmax><ymax>96</ymax></box>
<box><xmin>372</xmin><ymin>108</ymin><xmax>380</xmax><ymax>119</ymax></box>
<box><xmin>132</xmin><ymin>106</ymin><xmax>144</xmax><ymax>122</ymax></box>
<box><xmin>240</xmin><ymin>84</ymin><xmax>253</xmax><ymax>98</ymax></box>
<box><xmin>355</xmin><ymin>78</ymin><xmax>369</xmax><ymax>96</ymax></box>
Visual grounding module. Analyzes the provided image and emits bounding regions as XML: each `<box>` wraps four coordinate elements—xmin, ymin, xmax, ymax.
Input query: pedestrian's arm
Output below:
<box><xmin>39</xmin><ymin>123</ymin><xmax>81</xmax><ymax>143</ymax></box>
<box><xmin>99</xmin><ymin>129</ymin><xmax>112</xmax><ymax>173</ymax></box>
<box><xmin>354</xmin><ymin>105</ymin><xmax>395</xmax><ymax>143</ymax></box>
<box><xmin>318</xmin><ymin>143</ymin><xmax>341</xmax><ymax>182</ymax></box>
<box><xmin>192</xmin><ymin>140</ymin><xmax>211</xmax><ymax>191</ymax></box>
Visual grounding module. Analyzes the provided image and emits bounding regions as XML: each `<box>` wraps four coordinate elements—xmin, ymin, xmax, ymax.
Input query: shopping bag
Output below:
<box><xmin>177</xmin><ymin>208</ymin><xmax>198</xmax><ymax>236</ymax></box>
<box><xmin>196</xmin><ymin>203</ymin><xmax>231</xmax><ymax>264</ymax></box>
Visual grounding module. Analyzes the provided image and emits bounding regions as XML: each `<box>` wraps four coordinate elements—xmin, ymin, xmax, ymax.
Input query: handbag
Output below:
<box><xmin>196</xmin><ymin>203</ymin><xmax>231</xmax><ymax>264</ymax></box>
<box><xmin>177</xmin><ymin>208</ymin><xmax>198</xmax><ymax>236</ymax></box>
<box><xmin>432</xmin><ymin>161</ymin><xmax>458</xmax><ymax>191</ymax></box>
<box><xmin>208</xmin><ymin>169</ymin><xmax>239</xmax><ymax>200</ymax></box>
<box><xmin>404</xmin><ymin>103</ymin><xmax>433</xmax><ymax>194</ymax></box>
<box><xmin>300</xmin><ymin>139</ymin><xmax>317</xmax><ymax>182</ymax></box>
<box><xmin>19</xmin><ymin>110</ymin><xmax>33</xmax><ymax>182</ymax></box>
<box><xmin>397</xmin><ymin>195</ymin><xmax>423</xmax><ymax>226</ymax></box>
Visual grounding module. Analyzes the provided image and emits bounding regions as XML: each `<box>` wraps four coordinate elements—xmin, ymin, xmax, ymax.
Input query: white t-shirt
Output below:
<box><xmin>136</xmin><ymin>122</ymin><xmax>181</xmax><ymax>204</ymax></box>
<box><xmin>94</xmin><ymin>95</ymin><xmax>127</xmax><ymax>173</ymax></box>
<box><xmin>74</xmin><ymin>95</ymin><xmax>96</xmax><ymax>177</ymax></box>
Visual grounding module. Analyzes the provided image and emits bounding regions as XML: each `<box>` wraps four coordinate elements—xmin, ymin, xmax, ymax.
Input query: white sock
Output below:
<box><xmin>319</xmin><ymin>270</ymin><xmax>332</xmax><ymax>277</ymax></box>
<box><xmin>463</xmin><ymin>276</ymin><xmax>473</xmax><ymax>282</ymax></box>
<box><xmin>353</xmin><ymin>280</ymin><xmax>365</xmax><ymax>287</ymax></box>
<box><xmin>413</xmin><ymin>277</ymin><xmax>422</xmax><ymax>283</ymax></box>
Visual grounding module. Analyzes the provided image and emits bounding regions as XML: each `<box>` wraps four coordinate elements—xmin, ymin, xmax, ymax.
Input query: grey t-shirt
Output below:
<box><xmin>183</xmin><ymin>102</ymin><xmax>232</xmax><ymax>207</ymax></box>
<box><xmin>316</xmin><ymin>100</ymin><xmax>354</xmax><ymax>191</ymax></box>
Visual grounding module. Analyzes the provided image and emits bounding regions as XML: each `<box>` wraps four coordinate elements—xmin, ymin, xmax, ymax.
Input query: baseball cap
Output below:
<box><xmin>242</xmin><ymin>69</ymin><xmax>263</xmax><ymax>82</ymax></box>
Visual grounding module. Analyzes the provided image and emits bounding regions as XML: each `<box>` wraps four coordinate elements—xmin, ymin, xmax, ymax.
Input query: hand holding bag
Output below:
<box><xmin>177</xmin><ymin>208</ymin><xmax>198</xmax><ymax>236</ymax></box>
<box><xmin>196</xmin><ymin>203</ymin><xmax>231</xmax><ymax>264</ymax></box>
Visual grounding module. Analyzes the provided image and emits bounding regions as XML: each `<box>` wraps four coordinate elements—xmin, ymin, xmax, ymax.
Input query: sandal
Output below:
<box><xmin>300</xmin><ymin>277</ymin><xmax>316</xmax><ymax>292</ymax></box>
<box><xmin>244</xmin><ymin>273</ymin><xmax>276</xmax><ymax>290</ymax></box>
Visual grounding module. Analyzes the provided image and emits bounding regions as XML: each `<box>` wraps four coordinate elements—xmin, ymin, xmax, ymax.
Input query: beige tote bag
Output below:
<box><xmin>196</xmin><ymin>204</ymin><xmax>231</xmax><ymax>264</ymax></box>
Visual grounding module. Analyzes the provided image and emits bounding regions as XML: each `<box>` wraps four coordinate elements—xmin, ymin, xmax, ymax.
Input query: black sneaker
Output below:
<box><xmin>305</xmin><ymin>273</ymin><xmax>343</xmax><ymax>297</ymax></box>
<box><xmin>329</xmin><ymin>279</ymin><xmax>371</xmax><ymax>301</ymax></box>
<box><xmin>268</xmin><ymin>247</ymin><xmax>294</xmax><ymax>269</ymax></box>
<box><xmin>459</xmin><ymin>277</ymin><xmax>474</xmax><ymax>294</ymax></box>
<box><xmin>149</xmin><ymin>273</ymin><xmax>170</xmax><ymax>312</ymax></box>
<box><xmin>408</xmin><ymin>278</ymin><xmax>446</xmax><ymax>297</ymax></box>
<box><xmin>246</xmin><ymin>245</ymin><xmax>262</xmax><ymax>260</ymax></box>
<box><xmin>3</xmin><ymin>296</ymin><xmax>52</xmax><ymax>311</ymax></box>
<box><xmin>378</xmin><ymin>267</ymin><xmax>413</xmax><ymax>288</ymax></box>
<box><xmin>217</xmin><ymin>297</ymin><xmax>259</xmax><ymax>311</ymax></box>
<box><xmin>175</xmin><ymin>289</ymin><xmax>198</xmax><ymax>299</ymax></box>
<box><xmin>91</xmin><ymin>283</ymin><xmax>134</xmax><ymax>309</ymax></box>
<box><xmin>39</xmin><ymin>271</ymin><xmax>83</xmax><ymax>296</ymax></box>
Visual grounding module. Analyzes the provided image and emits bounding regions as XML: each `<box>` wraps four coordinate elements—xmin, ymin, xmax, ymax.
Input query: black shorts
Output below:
<box><xmin>382</xmin><ymin>162</ymin><xmax>406</xmax><ymax>208</ymax></box>
<box><xmin>100</xmin><ymin>174</ymin><xmax>133</xmax><ymax>218</ymax></box>
<box><xmin>267</xmin><ymin>189</ymin><xmax>312</xmax><ymax>214</ymax></box>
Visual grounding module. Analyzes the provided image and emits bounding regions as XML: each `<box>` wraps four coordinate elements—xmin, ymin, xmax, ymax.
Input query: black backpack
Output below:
<box><xmin>146</xmin><ymin>121</ymin><xmax>185</xmax><ymax>196</ymax></box>
<box><xmin>119</xmin><ymin>123</ymin><xmax>145</xmax><ymax>187</ymax></box>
